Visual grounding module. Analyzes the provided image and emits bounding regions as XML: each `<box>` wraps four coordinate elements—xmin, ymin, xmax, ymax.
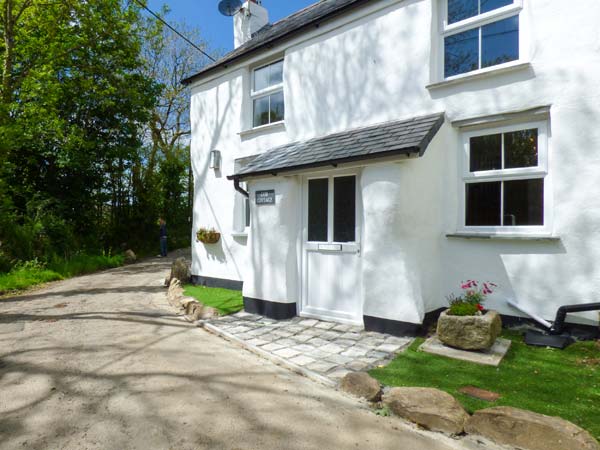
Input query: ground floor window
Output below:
<box><xmin>462</xmin><ymin>121</ymin><xmax>549</xmax><ymax>232</ymax></box>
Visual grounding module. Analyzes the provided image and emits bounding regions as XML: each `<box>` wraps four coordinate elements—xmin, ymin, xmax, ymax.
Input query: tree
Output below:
<box><xmin>0</xmin><ymin>0</ymin><xmax>158</xmax><ymax>261</ymax></box>
<box><xmin>133</xmin><ymin>14</ymin><xmax>215</xmax><ymax>246</ymax></box>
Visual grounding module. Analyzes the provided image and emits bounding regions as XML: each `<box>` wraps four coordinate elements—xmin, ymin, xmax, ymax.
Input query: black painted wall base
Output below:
<box><xmin>244</xmin><ymin>297</ymin><xmax>297</xmax><ymax>320</ymax></box>
<box><xmin>191</xmin><ymin>275</ymin><xmax>243</xmax><ymax>291</ymax></box>
<box><xmin>364</xmin><ymin>308</ymin><xmax>446</xmax><ymax>338</ymax></box>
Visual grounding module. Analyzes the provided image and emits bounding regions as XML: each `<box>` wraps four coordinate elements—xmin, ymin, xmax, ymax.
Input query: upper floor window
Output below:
<box><xmin>443</xmin><ymin>0</ymin><xmax>521</xmax><ymax>78</ymax></box>
<box><xmin>252</xmin><ymin>60</ymin><xmax>284</xmax><ymax>128</ymax></box>
<box><xmin>461</xmin><ymin>121</ymin><xmax>549</xmax><ymax>232</ymax></box>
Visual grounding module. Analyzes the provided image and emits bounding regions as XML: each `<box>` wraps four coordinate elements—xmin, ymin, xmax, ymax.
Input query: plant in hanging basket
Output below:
<box><xmin>196</xmin><ymin>228</ymin><xmax>221</xmax><ymax>244</ymax></box>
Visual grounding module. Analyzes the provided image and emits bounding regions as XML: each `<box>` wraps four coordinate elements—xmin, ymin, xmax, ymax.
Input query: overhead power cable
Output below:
<box><xmin>132</xmin><ymin>0</ymin><xmax>217</xmax><ymax>62</ymax></box>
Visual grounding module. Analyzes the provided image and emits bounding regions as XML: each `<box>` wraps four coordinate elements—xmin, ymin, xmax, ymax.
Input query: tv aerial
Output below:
<box><xmin>218</xmin><ymin>0</ymin><xmax>243</xmax><ymax>16</ymax></box>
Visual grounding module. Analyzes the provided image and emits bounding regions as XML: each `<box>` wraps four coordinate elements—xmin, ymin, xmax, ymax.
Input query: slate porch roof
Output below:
<box><xmin>228</xmin><ymin>113</ymin><xmax>445</xmax><ymax>180</ymax></box>
<box><xmin>182</xmin><ymin>0</ymin><xmax>373</xmax><ymax>85</ymax></box>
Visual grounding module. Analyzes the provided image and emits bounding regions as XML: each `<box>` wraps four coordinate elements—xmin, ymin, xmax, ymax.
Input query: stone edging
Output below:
<box><xmin>166</xmin><ymin>279</ymin><xmax>335</xmax><ymax>387</ymax></box>
<box><xmin>167</xmin><ymin>278</ymin><xmax>219</xmax><ymax>321</ymax></box>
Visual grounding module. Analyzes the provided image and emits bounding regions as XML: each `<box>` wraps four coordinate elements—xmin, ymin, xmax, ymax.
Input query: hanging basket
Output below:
<box><xmin>196</xmin><ymin>228</ymin><xmax>221</xmax><ymax>245</ymax></box>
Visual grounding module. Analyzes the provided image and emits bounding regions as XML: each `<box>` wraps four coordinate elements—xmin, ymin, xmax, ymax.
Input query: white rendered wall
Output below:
<box><xmin>190</xmin><ymin>0</ymin><xmax>600</xmax><ymax>325</ymax></box>
<box><xmin>243</xmin><ymin>177</ymin><xmax>300</xmax><ymax>305</ymax></box>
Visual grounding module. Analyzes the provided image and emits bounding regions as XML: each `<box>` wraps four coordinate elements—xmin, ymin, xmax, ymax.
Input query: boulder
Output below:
<box><xmin>169</xmin><ymin>258</ymin><xmax>190</xmax><ymax>284</ymax></box>
<box><xmin>190</xmin><ymin>302</ymin><xmax>219</xmax><ymax>321</ymax></box>
<box><xmin>340</xmin><ymin>372</ymin><xmax>382</xmax><ymax>402</ymax></box>
<box><xmin>124</xmin><ymin>249</ymin><xmax>137</xmax><ymax>264</ymax></box>
<box><xmin>382</xmin><ymin>387</ymin><xmax>469</xmax><ymax>435</ymax></box>
<box><xmin>465</xmin><ymin>406</ymin><xmax>600</xmax><ymax>450</ymax></box>
<box><xmin>437</xmin><ymin>310</ymin><xmax>502</xmax><ymax>350</ymax></box>
<box><xmin>167</xmin><ymin>278</ymin><xmax>184</xmax><ymax>308</ymax></box>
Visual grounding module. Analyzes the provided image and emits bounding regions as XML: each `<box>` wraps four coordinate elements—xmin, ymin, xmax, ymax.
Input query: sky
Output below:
<box><xmin>146</xmin><ymin>0</ymin><xmax>317</xmax><ymax>53</ymax></box>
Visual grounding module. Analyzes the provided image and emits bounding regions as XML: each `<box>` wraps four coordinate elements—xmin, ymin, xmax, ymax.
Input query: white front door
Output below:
<box><xmin>300</xmin><ymin>172</ymin><xmax>362</xmax><ymax>325</ymax></box>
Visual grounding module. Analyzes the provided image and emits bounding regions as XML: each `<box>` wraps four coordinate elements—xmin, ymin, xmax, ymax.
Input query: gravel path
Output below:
<box><xmin>0</xmin><ymin>251</ymin><xmax>481</xmax><ymax>450</ymax></box>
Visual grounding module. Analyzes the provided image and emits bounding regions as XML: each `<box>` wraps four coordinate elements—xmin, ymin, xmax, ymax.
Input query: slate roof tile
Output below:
<box><xmin>183</xmin><ymin>0</ymin><xmax>372</xmax><ymax>85</ymax></box>
<box><xmin>228</xmin><ymin>113</ymin><xmax>445</xmax><ymax>179</ymax></box>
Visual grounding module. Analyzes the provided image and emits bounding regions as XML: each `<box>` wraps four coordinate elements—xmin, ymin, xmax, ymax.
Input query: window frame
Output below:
<box><xmin>459</xmin><ymin>120</ymin><xmax>552</xmax><ymax>235</ymax></box>
<box><xmin>440</xmin><ymin>0</ymin><xmax>524</xmax><ymax>81</ymax></box>
<box><xmin>250</xmin><ymin>59</ymin><xmax>285</xmax><ymax>128</ymax></box>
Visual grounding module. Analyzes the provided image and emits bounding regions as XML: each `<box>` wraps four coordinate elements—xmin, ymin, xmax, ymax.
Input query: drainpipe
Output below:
<box><xmin>233</xmin><ymin>177</ymin><xmax>249</xmax><ymax>198</ymax></box>
<box><xmin>550</xmin><ymin>302</ymin><xmax>600</xmax><ymax>334</ymax></box>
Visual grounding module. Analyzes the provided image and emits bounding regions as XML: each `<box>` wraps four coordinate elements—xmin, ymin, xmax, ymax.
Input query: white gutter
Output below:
<box><xmin>506</xmin><ymin>298</ymin><xmax>552</xmax><ymax>329</ymax></box>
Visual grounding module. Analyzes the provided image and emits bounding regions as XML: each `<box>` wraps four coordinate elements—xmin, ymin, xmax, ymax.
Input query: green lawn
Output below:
<box><xmin>0</xmin><ymin>265</ymin><xmax>63</xmax><ymax>293</ymax></box>
<box><xmin>370</xmin><ymin>330</ymin><xmax>600</xmax><ymax>440</ymax></box>
<box><xmin>183</xmin><ymin>285</ymin><xmax>244</xmax><ymax>315</ymax></box>
<box><xmin>0</xmin><ymin>253</ymin><xmax>125</xmax><ymax>296</ymax></box>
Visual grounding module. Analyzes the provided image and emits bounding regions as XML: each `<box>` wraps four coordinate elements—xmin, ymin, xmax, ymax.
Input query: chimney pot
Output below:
<box><xmin>234</xmin><ymin>1</ymin><xmax>269</xmax><ymax>48</ymax></box>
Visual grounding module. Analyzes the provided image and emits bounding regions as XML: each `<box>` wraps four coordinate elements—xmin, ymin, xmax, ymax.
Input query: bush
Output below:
<box><xmin>0</xmin><ymin>252</ymin><xmax>125</xmax><ymax>295</ymax></box>
<box><xmin>47</xmin><ymin>251</ymin><xmax>125</xmax><ymax>278</ymax></box>
<box><xmin>0</xmin><ymin>259</ymin><xmax>63</xmax><ymax>294</ymax></box>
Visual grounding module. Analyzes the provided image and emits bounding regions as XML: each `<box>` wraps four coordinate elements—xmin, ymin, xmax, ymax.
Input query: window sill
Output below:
<box><xmin>239</xmin><ymin>121</ymin><xmax>285</xmax><ymax>138</ymax></box>
<box><xmin>446</xmin><ymin>232</ymin><xmax>560</xmax><ymax>241</ymax></box>
<box><xmin>231</xmin><ymin>231</ymin><xmax>248</xmax><ymax>238</ymax></box>
<box><xmin>427</xmin><ymin>62</ymin><xmax>531</xmax><ymax>90</ymax></box>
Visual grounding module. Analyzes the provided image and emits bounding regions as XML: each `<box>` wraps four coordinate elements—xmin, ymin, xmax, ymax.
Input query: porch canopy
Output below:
<box><xmin>227</xmin><ymin>113</ymin><xmax>445</xmax><ymax>181</ymax></box>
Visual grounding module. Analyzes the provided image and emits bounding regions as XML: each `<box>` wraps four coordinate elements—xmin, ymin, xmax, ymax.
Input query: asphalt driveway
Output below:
<box><xmin>0</xmin><ymin>252</ymin><xmax>480</xmax><ymax>450</ymax></box>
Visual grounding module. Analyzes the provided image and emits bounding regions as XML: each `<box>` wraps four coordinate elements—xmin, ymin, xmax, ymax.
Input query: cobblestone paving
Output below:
<box><xmin>207</xmin><ymin>312</ymin><xmax>413</xmax><ymax>382</ymax></box>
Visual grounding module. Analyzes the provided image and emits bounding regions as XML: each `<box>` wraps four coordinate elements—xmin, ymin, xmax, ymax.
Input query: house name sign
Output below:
<box><xmin>256</xmin><ymin>190</ymin><xmax>276</xmax><ymax>205</ymax></box>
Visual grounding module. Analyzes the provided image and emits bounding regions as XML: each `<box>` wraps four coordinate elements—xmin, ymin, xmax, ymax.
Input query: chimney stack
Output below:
<box><xmin>234</xmin><ymin>1</ymin><xmax>269</xmax><ymax>48</ymax></box>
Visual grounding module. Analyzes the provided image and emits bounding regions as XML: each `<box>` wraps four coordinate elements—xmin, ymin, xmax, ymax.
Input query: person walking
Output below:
<box><xmin>159</xmin><ymin>218</ymin><xmax>168</xmax><ymax>257</ymax></box>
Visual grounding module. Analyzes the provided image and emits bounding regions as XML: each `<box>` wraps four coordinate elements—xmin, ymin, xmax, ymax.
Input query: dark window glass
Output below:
<box><xmin>448</xmin><ymin>0</ymin><xmax>478</xmax><ymax>24</ymax></box>
<box><xmin>482</xmin><ymin>16</ymin><xmax>519</xmax><ymax>68</ymax></box>
<box><xmin>245</xmin><ymin>198</ymin><xmax>251</xmax><ymax>228</ymax></box>
<box><xmin>253</xmin><ymin>96</ymin><xmax>270</xmax><ymax>127</ymax></box>
<box><xmin>333</xmin><ymin>176</ymin><xmax>356</xmax><ymax>242</ymax></box>
<box><xmin>504</xmin><ymin>179</ymin><xmax>544</xmax><ymax>225</ymax></box>
<box><xmin>466</xmin><ymin>182</ymin><xmax>501</xmax><ymax>226</ymax></box>
<box><xmin>269</xmin><ymin>91</ymin><xmax>285</xmax><ymax>123</ymax></box>
<box><xmin>444</xmin><ymin>28</ymin><xmax>479</xmax><ymax>77</ymax></box>
<box><xmin>480</xmin><ymin>0</ymin><xmax>513</xmax><ymax>15</ymax></box>
<box><xmin>308</xmin><ymin>179</ymin><xmax>328</xmax><ymax>242</ymax></box>
<box><xmin>505</xmin><ymin>128</ymin><xmax>538</xmax><ymax>169</ymax></box>
<box><xmin>470</xmin><ymin>134</ymin><xmax>502</xmax><ymax>171</ymax></box>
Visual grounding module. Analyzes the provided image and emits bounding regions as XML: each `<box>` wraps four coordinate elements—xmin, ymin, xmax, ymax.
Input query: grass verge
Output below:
<box><xmin>0</xmin><ymin>253</ymin><xmax>125</xmax><ymax>295</ymax></box>
<box><xmin>183</xmin><ymin>285</ymin><xmax>244</xmax><ymax>315</ymax></box>
<box><xmin>369</xmin><ymin>330</ymin><xmax>600</xmax><ymax>440</ymax></box>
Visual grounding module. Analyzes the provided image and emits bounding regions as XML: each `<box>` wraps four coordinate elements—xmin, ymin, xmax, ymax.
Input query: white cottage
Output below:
<box><xmin>184</xmin><ymin>0</ymin><xmax>600</xmax><ymax>336</ymax></box>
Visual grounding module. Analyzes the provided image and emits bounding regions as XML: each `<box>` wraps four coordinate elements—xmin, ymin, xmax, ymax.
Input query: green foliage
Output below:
<box><xmin>47</xmin><ymin>252</ymin><xmax>124</xmax><ymax>278</ymax></box>
<box><xmin>196</xmin><ymin>228</ymin><xmax>221</xmax><ymax>244</ymax></box>
<box><xmin>0</xmin><ymin>1</ymin><xmax>207</xmax><ymax>264</ymax></box>
<box><xmin>0</xmin><ymin>260</ymin><xmax>63</xmax><ymax>294</ymax></box>
<box><xmin>183</xmin><ymin>285</ymin><xmax>244</xmax><ymax>315</ymax></box>
<box><xmin>372</xmin><ymin>405</ymin><xmax>391</xmax><ymax>417</ymax></box>
<box><xmin>446</xmin><ymin>280</ymin><xmax>496</xmax><ymax>316</ymax></box>
<box><xmin>0</xmin><ymin>252</ymin><xmax>124</xmax><ymax>295</ymax></box>
<box><xmin>448</xmin><ymin>300</ymin><xmax>480</xmax><ymax>316</ymax></box>
<box><xmin>370</xmin><ymin>331</ymin><xmax>600</xmax><ymax>441</ymax></box>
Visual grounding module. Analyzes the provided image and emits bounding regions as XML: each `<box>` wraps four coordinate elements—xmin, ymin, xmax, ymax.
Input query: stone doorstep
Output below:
<box><xmin>419</xmin><ymin>336</ymin><xmax>512</xmax><ymax>367</ymax></box>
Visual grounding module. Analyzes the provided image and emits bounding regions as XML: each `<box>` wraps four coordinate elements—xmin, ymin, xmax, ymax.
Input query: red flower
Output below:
<box><xmin>476</xmin><ymin>304</ymin><xmax>484</xmax><ymax>311</ymax></box>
